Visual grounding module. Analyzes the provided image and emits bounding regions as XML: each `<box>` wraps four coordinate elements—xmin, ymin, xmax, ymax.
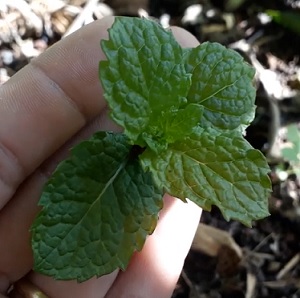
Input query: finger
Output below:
<box><xmin>27</xmin><ymin>196</ymin><xmax>201</xmax><ymax>298</ymax></box>
<box><xmin>105</xmin><ymin>196</ymin><xmax>201</xmax><ymax>298</ymax></box>
<box><xmin>0</xmin><ymin>113</ymin><xmax>119</xmax><ymax>291</ymax></box>
<box><xmin>27</xmin><ymin>271</ymin><xmax>119</xmax><ymax>298</ymax></box>
<box><xmin>0</xmin><ymin>16</ymin><xmax>116</xmax><ymax>291</ymax></box>
<box><xmin>0</xmin><ymin>16</ymin><xmax>114</xmax><ymax>209</ymax></box>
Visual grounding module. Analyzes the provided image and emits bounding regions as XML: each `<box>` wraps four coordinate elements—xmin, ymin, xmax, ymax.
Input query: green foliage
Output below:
<box><xmin>99</xmin><ymin>17</ymin><xmax>191</xmax><ymax>150</ymax></box>
<box><xmin>31</xmin><ymin>132</ymin><xmax>163</xmax><ymax>281</ymax></box>
<box><xmin>140</xmin><ymin>128</ymin><xmax>270</xmax><ymax>227</ymax></box>
<box><xmin>267</xmin><ymin>10</ymin><xmax>300</xmax><ymax>35</ymax></box>
<box><xmin>32</xmin><ymin>16</ymin><xmax>271</xmax><ymax>281</ymax></box>
<box><xmin>184</xmin><ymin>42</ymin><xmax>256</xmax><ymax>132</ymax></box>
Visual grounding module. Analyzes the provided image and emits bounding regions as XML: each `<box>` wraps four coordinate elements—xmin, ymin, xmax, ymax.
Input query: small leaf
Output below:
<box><xmin>141</xmin><ymin>103</ymin><xmax>204</xmax><ymax>153</ymax></box>
<box><xmin>164</xmin><ymin>104</ymin><xmax>204</xmax><ymax>143</ymax></box>
<box><xmin>184</xmin><ymin>42</ymin><xmax>256</xmax><ymax>132</ymax></box>
<box><xmin>140</xmin><ymin>129</ymin><xmax>271</xmax><ymax>226</ymax></box>
<box><xmin>31</xmin><ymin>132</ymin><xmax>163</xmax><ymax>281</ymax></box>
<box><xmin>99</xmin><ymin>17</ymin><xmax>191</xmax><ymax>148</ymax></box>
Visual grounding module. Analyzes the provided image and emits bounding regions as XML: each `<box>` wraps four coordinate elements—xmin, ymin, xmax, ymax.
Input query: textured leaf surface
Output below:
<box><xmin>184</xmin><ymin>42</ymin><xmax>256</xmax><ymax>131</ymax></box>
<box><xmin>164</xmin><ymin>103</ymin><xmax>204</xmax><ymax>144</ymax></box>
<box><xmin>140</xmin><ymin>129</ymin><xmax>271</xmax><ymax>226</ymax></box>
<box><xmin>31</xmin><ymin>132</ymin><xmax>163</xmax><ymax>281</ymax></box>
<box><xmin>100</xmin><ymin>17</ymin><xmax>191</xmax><ymax>147</ymax></box>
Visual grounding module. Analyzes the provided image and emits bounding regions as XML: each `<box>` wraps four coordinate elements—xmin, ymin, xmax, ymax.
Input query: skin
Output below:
<box><xmin>0</xmin><ymin>16</ymin><xmax>202</xmax><ymax>298</ymax></box>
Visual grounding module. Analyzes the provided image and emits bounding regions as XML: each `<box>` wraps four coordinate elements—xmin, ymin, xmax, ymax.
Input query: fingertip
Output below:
<box><xmin>171</xmin><ymin>26</ymin><xmax>200</xmax><ymax>48</ymax></box>
<box><xmin>106</xmin><ymin>196</ymin><xmax>202</xmax><ymax>298</ymax></box>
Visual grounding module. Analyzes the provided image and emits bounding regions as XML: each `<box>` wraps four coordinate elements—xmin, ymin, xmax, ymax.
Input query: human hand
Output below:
<box><xmin>0</xmin><ymin>17</ymin><xmax>201</xmax><ymax>298</ymax></box>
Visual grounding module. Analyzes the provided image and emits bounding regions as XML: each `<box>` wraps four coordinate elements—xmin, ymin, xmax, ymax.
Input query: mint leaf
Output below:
<box><xmin>100</xmin><ymin>17</ymin><xmax>191</xmax><ymax>148</ymax></box>
<box><xmin>184</xmin><ymin>42</ymin><xmax>256</xmax><ymax>132</ymax></box>
<box><xmin>31</xmin><ymin>132</ymin><xmax>163</xmax><ymax>281</ymax></box>
<box><xmin>141</xmin><ymin>103</ymin><xmax>204</xmax><ymax>153</ymax></box>
<box><xmin>140</xmin><ymin>129</ymin><xmax>271</xmax><ymax>226</ymax></box>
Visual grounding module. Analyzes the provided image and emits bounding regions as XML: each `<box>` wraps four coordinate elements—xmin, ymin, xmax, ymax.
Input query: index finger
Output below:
<box><xmin>0</xmin><ymin>17</ymin><xmax>115</xmax><ymax>209</ymax></box>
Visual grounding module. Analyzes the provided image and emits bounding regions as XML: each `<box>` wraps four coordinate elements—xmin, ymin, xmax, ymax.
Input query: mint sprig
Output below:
<box><xmin>31</xmin><ymin>16</ymin><xmax>271</xmax><ymax>281</ymax></box>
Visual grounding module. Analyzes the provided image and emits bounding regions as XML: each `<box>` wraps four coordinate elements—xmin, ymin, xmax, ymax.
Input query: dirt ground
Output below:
<box><xmin>2</xmin><ymin>1</ymin><xmax>300</xmax><ymax>297</ymax></box>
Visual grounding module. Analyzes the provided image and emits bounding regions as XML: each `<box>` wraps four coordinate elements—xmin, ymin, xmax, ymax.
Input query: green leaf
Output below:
<box><xmin>99</xmin><ymin>17</ymin><xmax>191</xmax><ymax>148</ymax></box>
<box><xmin>141</xmin><ymin>103</ymin><xmax>204</xmax><ymax>153</ymax></box>
<box><xmin>140</xmin><ymin>129</ymin><xmax>271</xmax><ymax>226</ymax></box>
<box><xmin>184</xmin><ymin>42</ymin><xmax>256</xmax><ymax>132</ymax></box>
<box><xmin>31</xmin><ymin>132</ymin><xmax>163</xmax><ymax>281</ymax></box>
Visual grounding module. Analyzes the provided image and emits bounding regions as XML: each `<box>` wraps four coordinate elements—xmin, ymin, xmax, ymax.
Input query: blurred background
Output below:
<box><xmin>1</xmin><ymin>1</ymin><xmax>300</xmax><ymax>297</ymax></box>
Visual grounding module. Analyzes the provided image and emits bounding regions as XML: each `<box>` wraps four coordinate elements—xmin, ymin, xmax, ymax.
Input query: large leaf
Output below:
<box><xmin>99</xmin><ymin>17</ymin><xmax>192</xmax><ymax>148</ymax></box>
<box><xmin>184</xmin><ymin>42</ymin><xmax>256</xmax><ymax>132</ymax></box>
<box><xmin>31</xmin><ymin>132</ymin><xmax>163</xmax><ymax>281</ymax></box>
<box><xmin>140</xmin><ymin>129</ymin><xmax>271</xmax><ymax>226</ymax></box>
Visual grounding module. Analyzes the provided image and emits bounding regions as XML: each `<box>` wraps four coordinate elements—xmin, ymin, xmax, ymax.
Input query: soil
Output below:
<box><xmin>2</xmin><ymin>1</ymin><xmax>300</xmax><ymax>297</ymax></box>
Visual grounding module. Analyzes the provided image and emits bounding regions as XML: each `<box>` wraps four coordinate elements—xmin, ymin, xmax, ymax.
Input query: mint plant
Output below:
<box><xmin>31</xmin><ymin>17</ymin><xmax>271</xmax><ymax>281</ymax></box>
